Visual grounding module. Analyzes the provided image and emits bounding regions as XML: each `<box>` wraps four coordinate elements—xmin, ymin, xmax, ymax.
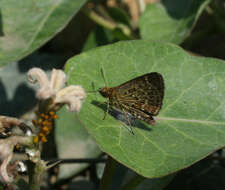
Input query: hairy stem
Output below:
<box><xmin>28</xmin><ymin>152</ymin><xmax>46</xmax><ymax>190</ymax></box>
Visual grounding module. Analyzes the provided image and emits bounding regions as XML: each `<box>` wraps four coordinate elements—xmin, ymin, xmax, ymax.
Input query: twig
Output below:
<box><xmin>46</xmin><ymin>158</ymin><xmax>107</xmax><ymax>165</ymax></box>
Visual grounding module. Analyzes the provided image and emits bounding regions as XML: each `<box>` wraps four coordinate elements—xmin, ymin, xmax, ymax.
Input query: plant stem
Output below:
<box><xmin>99</xmin><ymin>156</ymin><xmax>117</xmax><ymax>190</ymax></box>
<box><xmin>120</xmin><ymin>175</ymin><xmax>145</xmax><ymax>190</ymax></box>
<box><xmin>28</xmin><ymin>157</ymin><xmax>46</xmax><ymax>190</ymax></box>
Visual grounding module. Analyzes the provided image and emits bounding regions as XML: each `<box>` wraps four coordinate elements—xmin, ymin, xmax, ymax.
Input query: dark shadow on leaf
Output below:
<box><xmin>91</xmin><ymin>100</ymin><xmax>151</xmax><ymax>132</ymax></box>
<box><xmin>0</xmin><ymin>10</ymin><xmax>4</xmax><ymax>36</ymax></box>
<box><xmin>18</xmin><ymin>51</ymin><xmax>64</xmax><ymax>73</ymax></box>
<box><xmin>0</xmin><ymin>79</ymin><xmax>36</xmax><ymax>117</ymax></box>
<box><xmin>0</xmin><ymin>79</ymin><xmax>8</xmax><ymax>114</ymax></box>
<box><xmin>162</xmin><ymin>0</ymin><xmax>204</xmax><ymax>20</ymax></box>
<box><xmin>11</xmin><ymin>83</ymin><xmax>36</xmax><ymax>117</ymax></box>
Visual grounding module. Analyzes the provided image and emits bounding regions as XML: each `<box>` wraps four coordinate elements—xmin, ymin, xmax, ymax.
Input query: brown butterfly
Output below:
<box><xmin>98</xmin><ymin>72</ymin><xmax>164</xmax><ymax>127</ymax></box>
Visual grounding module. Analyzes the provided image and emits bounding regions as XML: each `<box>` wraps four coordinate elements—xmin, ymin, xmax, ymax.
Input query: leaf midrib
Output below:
<box><xmin>157</xmin><ymin>116</ymin><xmax>225</xmax><ymax>125</ymax></box>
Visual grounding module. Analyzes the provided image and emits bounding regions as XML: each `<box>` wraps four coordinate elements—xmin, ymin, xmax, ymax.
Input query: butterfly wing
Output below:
<box><xmin>114</xmin><ymin>72</ymin><xmax>164</xmax><ymax>116</ymax></box>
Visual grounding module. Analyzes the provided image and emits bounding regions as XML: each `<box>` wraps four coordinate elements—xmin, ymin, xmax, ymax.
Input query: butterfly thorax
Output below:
<box><xmin>98</xmin><ymin>87</ymin><xmax>115</xmax><ymax>98</ymax></box>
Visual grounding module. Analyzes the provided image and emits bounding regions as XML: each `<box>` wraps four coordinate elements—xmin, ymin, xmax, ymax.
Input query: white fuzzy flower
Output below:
<box><xmin>0</xmin><ymin>138</ymin><xmax>14</xmax><ymax>183</ymax></box>
<box><xmin>27</xmin><ymin>68</ymin><xmax>86</xmax><ymax>113</ymax></box>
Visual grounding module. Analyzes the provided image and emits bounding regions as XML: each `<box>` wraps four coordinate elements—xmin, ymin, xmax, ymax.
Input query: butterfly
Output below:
<box><xmin>98</xmin><ymin>72</ymin><xmax>164</xmax><ymax>127</ymax></box>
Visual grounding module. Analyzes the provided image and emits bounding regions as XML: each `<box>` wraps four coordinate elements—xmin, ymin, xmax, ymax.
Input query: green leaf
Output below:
<box><xmin>82</xmin><ymin>26</ymin><xmax>116</xmax><ymax>52</ymax></box>
<box><xmin>56</xmin><ymin>107</ymin><xmax>101</xmax><ymax>179</ymax></box>
<box><xmin>139</xmin><ymin>0</ymin><xmax>211</xmax><ymax>44</ymax></box>
<box><xmin>65</xmin><ymin>40</ymin><xmax>225</xmax><ymax>178</ymax></box>
<box><xmin>107</xmin><ymin>7</ymin><xmax>131</xmax><ymax>27</ymax></box>
<box><xmin>0</xmin><ymin>0</ymin><xmax>87</xmax><ymax>66</ymax></box>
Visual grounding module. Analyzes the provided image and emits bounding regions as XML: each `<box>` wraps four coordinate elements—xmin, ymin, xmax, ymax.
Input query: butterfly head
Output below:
<box><xmin>98</xmin><ymin>87</ymin><xmax>113</xmax><ymax>98</ymax></box>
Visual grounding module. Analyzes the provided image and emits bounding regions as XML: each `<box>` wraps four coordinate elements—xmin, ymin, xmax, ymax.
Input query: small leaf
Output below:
<box><xmin>139</xmin><ymin>0</ymin><xmax>211</xmax><ymax>44</ymax></box>
<box><xmin>65</xmin><ymin>40</ymin><xmax>225</xmax><ymax>178</ymax></box>
<box><xmin>82</xmin><ymin>26</ymin><xmax>116</xmax><ymax>52</ymax></box>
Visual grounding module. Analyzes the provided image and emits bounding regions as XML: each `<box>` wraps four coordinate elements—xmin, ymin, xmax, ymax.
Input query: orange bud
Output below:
<box><xmin>42</xmin><ymin>126</ymin><xmax>50</xmax><ymax>134</ymax></box>
<box><xmin>38</xmin><ymin>118</ymin><xmax>43</xmax><ymax>124</ymax></box>
<box><xmin>39</xmin><ymin>133</ymin><xmax>44</xmax><ymax>137</ymax></box>
<box><xmin>44</xmin><ymin>115</ymin><xmax>49</xmax><ymax>119</ymax></box>
<box><xmin>41</xmin><ymin>136</ymin><xmax>47</xmax><ymax>143</ymax></box>
<box><xmin>33</xmin><ymin>136</ymin><xmax>39</xmax><ymax>143</ymax></box>
<box><xmin>53</xmin><ymin>114</ymin><xmax>59</xmax><ymax>119</ymax></box>
<box><xmin>49</xmin><ymin>111</ymin><xmax>55</xmax><ymax>116</ymax></box>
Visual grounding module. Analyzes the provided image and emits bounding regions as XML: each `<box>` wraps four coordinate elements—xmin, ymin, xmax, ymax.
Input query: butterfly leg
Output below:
<box><xmin>120</xmin><ymin>108</ymin><xmax>135</xmax><ymax>135</ymax></box>
<box><xmin>119</xmin><ymin>120</ymin><xmax>134</xmax><ymax>135</ymax></box>
<box><xmin>103</xmin><ymin>100</ymin><xmax>110</xmax><ymax>120</ymax></box>
<box><xmin>93</xmin><ymin>100</ymin><xmax>109</xmax><ymax>120</ymax></box>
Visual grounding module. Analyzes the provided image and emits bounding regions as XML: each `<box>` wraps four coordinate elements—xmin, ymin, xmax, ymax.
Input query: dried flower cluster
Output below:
<box><xmin>0</xmin><ymin>117</ymin><xmax>32</xmax><ymax>183</ymax></box>
<box><xmin>0</xmin><ymin>68</ymin><xmax>86</xmax><ymax>184</ymax></box>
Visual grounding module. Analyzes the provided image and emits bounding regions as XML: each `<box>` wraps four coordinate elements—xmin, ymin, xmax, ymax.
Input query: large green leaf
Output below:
<box><xmin>0</xmin><ymin>0</ymin><xmax>87</xmax><ymax>66</ymax></box>
<box><xmin>139</xmin><ymin>0</ymin><xmax>211</xmax><ymax>44</ymax></box>
<box><xmin>64</xmin><ymin>40</ymin><xmax>225</xmax><ymax>178</ymax></box>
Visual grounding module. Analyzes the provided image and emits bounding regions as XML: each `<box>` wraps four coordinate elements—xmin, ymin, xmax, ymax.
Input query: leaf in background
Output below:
<box><xmin>0</xmin><ymin>0</ymin><xmax>87</xmax><ymax>66</ymax></box>
<box><xmin>82</xmin><ymin>26</ymin><xmax>116</xmax><ymax>52</ymax></box>
<box><xmin>165</xmin><ymin>156</ymin><xmax>225</xmax><ymax>190</ymax></box>
<box><xmin>65</xmin><ymin>40</ymin><xmax>225</xmax><ymax>178</ymax></box>
<box><xmin>55</xmin><ymin>107</ymin><xmax>101</xmax><ymax>179</ymax></box>
<box><xmin>139</xmin><ymin>0</ymin><xmax>211</xmax><ymax>44</ymax></box>
<box><xmin>107</xmin><ymin>7</ymin><xmax>131</xmax><ymax>27</ymax></box>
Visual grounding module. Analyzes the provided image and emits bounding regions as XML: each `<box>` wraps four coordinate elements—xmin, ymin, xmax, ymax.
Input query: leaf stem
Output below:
<box><xmin>209</xmin><ymin>2</ymin><xmax>225</xmax><ymax>34</ymax></box>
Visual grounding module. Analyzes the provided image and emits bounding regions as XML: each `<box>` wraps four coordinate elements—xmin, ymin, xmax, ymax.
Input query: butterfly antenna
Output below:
<box><xmin>100</xmin><ymin>68</ymin><xmax>108</xmax><ymax>87</ymax></box>
<box><xmin>86</xmin><ymin>82</ymin><xmax>98</xmax><ymax>93</ymax></box>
